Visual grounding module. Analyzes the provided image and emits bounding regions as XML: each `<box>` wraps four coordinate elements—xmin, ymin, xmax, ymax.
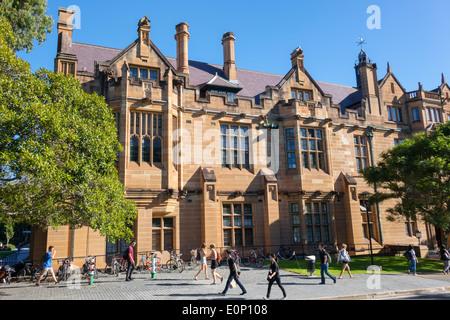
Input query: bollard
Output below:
<box><xmin>89</xmin><ymin>274</ymin><xmax>93</xmax><ymax>285</ymax></box>
<box><xmin>151</xmin><ymin>256</ymin><xmax>156</xmax><ymax>279</ymax></box>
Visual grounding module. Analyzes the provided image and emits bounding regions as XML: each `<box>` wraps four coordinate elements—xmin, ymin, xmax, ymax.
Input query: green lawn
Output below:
<box><xmin>276</xmin><ymin>256</ymin><xmax>445</xmax><ymax>275</ymax></box>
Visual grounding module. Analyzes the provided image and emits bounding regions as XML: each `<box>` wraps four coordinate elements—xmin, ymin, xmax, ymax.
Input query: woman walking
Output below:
<box><xmin>439</xmin><ymin>244</ymin><xmax>450</xmax><ymax>274</ymax></box>
<box><xmin>337</xmin><ymin>244</ymin><xmax>354</xmax><ymax>279</ymax></box>
<box><xmin>194</xmin><ymin>243</ymin><xmax>209</xmax><ymax>280</ymax></box>
<box><xmin>263</xmin><ymin>254</ymin><xmax>287</xmax><ymax>300</ymax></box>
<box><xmin>406</xmin><ymin>244</ymin><xmax>418</xmax><ymax>276</ymax></box>
<box><xmin>209</xmin><ymin>244</ymin><xmax>223</xmax><ymax>285</ymax></box>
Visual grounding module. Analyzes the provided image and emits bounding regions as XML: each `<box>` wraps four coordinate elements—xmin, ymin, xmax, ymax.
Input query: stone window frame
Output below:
<box><xmin>220</xmin><ymin>124</ymin><xmax>250</xmax><ymax>170</ymax></box>
<box><xmin>354</xmin><ymin>135</ymin><xmax>369</xmax><ymax>172</ymax></box>
<box><xmin>129</xmin><ymin>111</ymin><xmax>163</xmax><ymax>166</ymax></box>
<box><xmin>299</xmin><ymin>127</ymin><xmax>327</xmax><ymax>172</ymax></box>
<box><xmin>152</xmin><ymin>217</ymin><xmax>174</xmax><ymax>251</ymax></box>
<box><xmin>285</xmin><ymin>128</ymin><xmax>297</xmax><ymax>169</ymax></box>
<box><xmin>129</xmin><ymin>65</ymin><xmax>158</xmax><ymax>82</ymax></box>
<box><xmin>291</xmin><ymin>88</ymin><xmax>313</xmax><ymax>102</ymax></box>
<box><xmin>387</xmin><ymin>106</ymin><xmax>403</xmax><ymax>123</ymax></box>
<box><xmin>290</xmin><ymin>203</ymin><xmax>301</xmax><ymax>243</ymax></box>
<box><xmin>222</xmin><ymin>203</ymin><xmax>254</xmax><ymax>247</ymax></box>
<box><xmin>305</xmin><ymin>202</ymin><xmax>330</xmax><ymax>244</ymax></box>
<box><xmin>411</xmin><ymin>107</ymin><xmax>421</xmax><ymax>122</ymax></box>
<box><xmin>426</xmin><ymin>107</ymin><xmax>442</xmax><ymax>123</ymax></box>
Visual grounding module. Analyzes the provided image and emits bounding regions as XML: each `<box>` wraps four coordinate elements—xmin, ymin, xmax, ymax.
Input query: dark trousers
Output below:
<box><xmin>222</xmin><ymin>273</ymin><xmax>246</xmax><ymax>294</ymax></box>
<box><xmin>126</xmin><ymin>261</ymin><xmax>135</xmax><ymax>280</ymax></box>
<box><xmin>266</xmin><ymin>276</ymin><xmax>286</xmax><ymax>298</ymax></box>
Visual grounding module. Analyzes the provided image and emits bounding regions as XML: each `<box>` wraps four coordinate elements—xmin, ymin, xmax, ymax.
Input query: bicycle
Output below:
<box><xmin>15</xmin><ymin>261</ymin><xmax>37</xmax><ymax>283</ymax></box>
<box><xmin>137</xmin><ymin>252</ymin><xmax>162</xmax><ymax>273</ymax></box>
<box><xmin>108</xmin><ymin>255</ymin><xmax>128</xmax><ymax>277</ymax></box>
<box><xmin>189</xmin><ymin>249</ymin><xmax>199</xmax><ymax>269</ymax></box>
<box><xmin>276</xmin><ymin>245</ymin><xmax>296</xmax><ymax>261</ymax></box>
<box><xmin>165</xmin><ymin>250</ymin><xmax>185</xmax><ymax>273</ymax></box>
<box><xmin>56</xmin><ymin>258</ymin><xmax>72</xmax><ymax>282</ymax></box>
<box><xmin>242</xmin><ymin>249</ymin><xmax>265</xmax><ymax>268</ymax></box>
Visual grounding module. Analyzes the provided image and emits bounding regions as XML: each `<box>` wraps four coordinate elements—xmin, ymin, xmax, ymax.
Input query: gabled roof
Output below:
<box><xmin>200</xmin><ymin>73</ymin><xmax>242</xmax><ymax>92</ymax></box>
<box><xmin>68</xmin><ymin>41</ymin><xmax>364</xmax><ymax>107</ymax></box>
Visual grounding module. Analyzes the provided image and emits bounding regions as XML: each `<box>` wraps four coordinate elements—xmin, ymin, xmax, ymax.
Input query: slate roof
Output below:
<box><xmin>68</xmin><ymin>41</ymin><xmax>362</xmax><ymax>108</ymax></box>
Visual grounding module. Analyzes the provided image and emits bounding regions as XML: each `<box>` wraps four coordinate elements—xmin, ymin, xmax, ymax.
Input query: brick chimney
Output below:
<box><xmin>174</xmin><ymin>22</ymin><xmax>190</xmax><ymax>74</ymax></box>
<box><xmin>222</xmin><ymin>32</ymin><xmax>237</xmax><ymax>81</ymax></box>
<box><xmin>57</xmin><ymin>7</ymin><xmax>74</xmax><ymax>54</ymax></box>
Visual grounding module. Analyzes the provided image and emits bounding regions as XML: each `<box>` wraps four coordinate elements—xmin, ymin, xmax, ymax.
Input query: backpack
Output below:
<box><xmin>404</xmin><ymin>250</ymin><xmax>412</xmax><ymax>261</ymax></box>
<box><xmin>216</xmin><ymin>251</ymin><xmax>222</xmax><ymax>262</ymax></box>
<box><xmin>196</xmin><ymin>250</ymin><xmax>201</xmax><ymax>261</ymax></box>
<box><xmin>326</xmin><ymin>251</ymin><xmax>332</xmax><ymax>264</ymax></box>
<box><xmin>122</xmin><ymin>247</ymin><xmax>129</xmax><ymax>260</ymax></box>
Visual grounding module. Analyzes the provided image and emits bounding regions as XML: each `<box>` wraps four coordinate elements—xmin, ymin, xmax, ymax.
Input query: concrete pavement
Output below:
<box><xmin>1</xmin><ymin>263</ymin><xmax>449</xmax><ymax>300</ymax></box>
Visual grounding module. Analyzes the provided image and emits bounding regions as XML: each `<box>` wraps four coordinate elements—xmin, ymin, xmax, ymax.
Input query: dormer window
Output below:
<box><xmin>291</xmin><ymin>89</ymin><xmax>312</xmax><ymax>101</ymax></box>
<box><xmin>130</xmin><ymin>66</ymin><xmax>158</xmax><ymax>81</ymax></box>
<box><xmin>200</xmin><ymin>73</ymin><xmax>242</xmax><ymax>103</ymax></box>
<box><xmin>211</xmin><ymin>89</ymin><xmax>235</xmax><ymax>103</ymax></box>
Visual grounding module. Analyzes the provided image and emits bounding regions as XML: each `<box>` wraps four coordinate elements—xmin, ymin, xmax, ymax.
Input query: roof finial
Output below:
<box><xmin>442</xmin><ymin>73</ymin><xmax>446</xmax><ymax>85</ymax></box>
<box><xmin>356</xmin><ymin>36</ymin><xmax>367</xmax><ymax>51</ymax></box>
<box><xmin>387</xmin><ymin>62</ymin><xmax>392</xmax><ymax>73</ymax></box>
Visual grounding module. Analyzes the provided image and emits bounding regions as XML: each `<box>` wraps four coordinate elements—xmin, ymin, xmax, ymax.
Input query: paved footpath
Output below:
<box><xmin>1</xmin><ymin>264</ymin><xmax>450</xmax><ymax>300</ymax></box>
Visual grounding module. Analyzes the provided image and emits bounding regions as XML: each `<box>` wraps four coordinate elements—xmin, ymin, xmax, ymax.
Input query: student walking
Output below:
<box><xmin>194</xmin><ymin>243</ymin><xmax>209</xmax><ymax>280</ymax></box>
<box><xmin>318</xmin><ymin>243</ymin><xmax>336</xmax><ymax>284</ymax></box>
<box><xmin>263</xmin><ymin>254</ymin><xmax>287</xmax><ymax>300</ymax></box>
<box><xmin>406</xmin><ymin>244</ymin><xmax>418</xmax><ymax>276</ymax></box>
<box><xmin>35</xmin><ymin>246</ymin><xmax>58</xmax><ymax>286</ymax></box>
<box><xmin>219</xmin><ymin>250</ymin><xmax>247</xmax><ymax>296</ymax></box>
<box><xmin>125</xmin><ymin>240</ymin><xmax>136</xmax><ymax>281</ymax></box>
<box><xmin>209</xmin><ymin>244</ymin><xmax>223</xmax><ymax>285</ymax></box>
<box><xmin>439</xmin><ymin>244</ymin><xmax>450</xmax><ymax>274</ymax></box>
<box><xmin>337</xmin><ymin>244</ymin><xmax>354</xmax><ymax>279</ymax></box>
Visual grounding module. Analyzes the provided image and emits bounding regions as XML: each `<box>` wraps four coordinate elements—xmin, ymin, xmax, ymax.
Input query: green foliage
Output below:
<box><xmin>0</xmin><ymin>0</ymin><xmax>53</xmax><ymax>52</ymax></box>
<box><xmin>0</xmin><ymin>16</ymin><xmax>137</xmax><ymax>242</ymax></box>
<box><xmin>361</xmin><ymin>122</ymin><xmax>450</xmax><ymax>231</ymax></box>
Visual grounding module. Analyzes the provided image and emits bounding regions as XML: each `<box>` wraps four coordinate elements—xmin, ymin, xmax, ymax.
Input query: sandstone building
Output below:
<box><xmin>30</xmin><ymin>8</ymin><xmax>450</xmax><ymax>266</ymax></box>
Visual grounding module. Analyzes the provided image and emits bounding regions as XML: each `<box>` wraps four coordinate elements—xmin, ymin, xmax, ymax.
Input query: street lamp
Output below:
<box><xmin>360</xmin><ymin>191</ymin><xmax>374</xmax><ymax>266</ymax></box>
<box><xmin>415</xmin><ymin>230</ymin><xmax>422</xmax><ymax>247</ymax></box>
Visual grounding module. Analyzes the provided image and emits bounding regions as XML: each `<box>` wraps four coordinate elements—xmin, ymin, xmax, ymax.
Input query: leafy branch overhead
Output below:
<box><xmin>361</xmin><ymin>122</ymin><xmax>450</xmax><ymax>232</ymax></box>
<box><xmin>0</xmin><ymin>16</ymin><xmax>137</xmax><ymax>241</ymax></box>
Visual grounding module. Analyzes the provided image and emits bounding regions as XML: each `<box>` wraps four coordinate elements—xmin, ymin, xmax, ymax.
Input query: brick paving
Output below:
<box><xmin>2</xmin><ymin>263</ymin><xmax>450</xmax><ymax>300</ymax></box>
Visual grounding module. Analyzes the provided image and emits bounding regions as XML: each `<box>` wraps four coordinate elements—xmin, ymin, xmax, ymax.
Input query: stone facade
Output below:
<box><xmin>30</xmin><ymin>8</ymin><xmax>450</xmax><ymax>266</ymax></box>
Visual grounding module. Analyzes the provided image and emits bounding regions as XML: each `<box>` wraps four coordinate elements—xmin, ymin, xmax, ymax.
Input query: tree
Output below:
<box><xmin>361</xmin><ymin>122</ymin><xmax>450</xmax><ymax>242</ymax></box>
<box><xmin>0</xmin><ymin>17</ymin><xmax>138</xmax><ymax>241</ymax></box>
<box><xmin>0</xmin><ymin>0</ymin><xmax>53</xmax><ymax>52</ymax></box>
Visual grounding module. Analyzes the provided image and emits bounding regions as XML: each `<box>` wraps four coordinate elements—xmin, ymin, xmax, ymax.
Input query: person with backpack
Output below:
<box><xmin>439</xmin><ymin>244</ymin><xmax>450</xmax><ymax>274</ymax></box>
<box><xmin>209</xmin><ymin>244</ymin><xmax>223</xmax><ymax>285</ymax></box>
<box><xmin>35</xmin><ymin>245</ymin><xmax>59</xmax><ymax>286</ymax></box>
<box><xmin>263</xmin><ymin>254</ymin><xmax>287</xmax><ymax>300</ymax></box>
<box><xmin>318</xmin><ymin>243</ymin><xmax>336</xmax><ymax>284</ymax></box>
<box><xmin>124</xmin><ymin>240</ymin><xmax>136</xmax><ymax>281</ymax></box>
<box><xmin>406</xmin><ymin>244</ymin><xmax>418</xmax><ymax>276</ymax></box>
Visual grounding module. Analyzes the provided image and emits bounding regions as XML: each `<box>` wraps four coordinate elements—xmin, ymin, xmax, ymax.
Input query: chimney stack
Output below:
<box><xmin>57</xmin><ymin>7</ymin><xmax>74</xmax><ymax>53</ymax></box>
<box><xmin>222</xmin><ymin>32</ymin><xmax>237</xmax><ymax>81</ymax></box>
<box><xmin>175</xmin><ymin>22</ymin><xmax>190</xmax><ymax>74</ymax></box>
<box><xmin>138</xmin><ymin>16</ymin><xmax>151</xmax><ymax>59</ymax></box>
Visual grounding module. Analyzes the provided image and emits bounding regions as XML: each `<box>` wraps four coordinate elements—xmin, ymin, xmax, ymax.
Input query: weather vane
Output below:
<box><xmin>356</xmin><ymin>36</ymin><xmax>367</xmax><ymax>51</ymax></box>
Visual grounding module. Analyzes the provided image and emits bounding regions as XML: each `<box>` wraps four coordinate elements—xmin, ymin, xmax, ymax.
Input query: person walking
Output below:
<box><xmin>263</xmin><ymin>254</ymin><xmax>287</xmax><ymax>300</ymax></box>
<box><xmin>406</xmin><ymin>244</ymin><xmax>418</xmax><ymax>276</ymax></box>
<box><xmin>439</xmin><ymin>244</ymin><xmax>450</xmax><ymax>274</ymax></box>
<box><xmin>209</xmin><ymin>244</ymin><xmax>223</xmax><ymax>285</ymax></box>
<box><xmin>35</xmin><ymin>246</ymin><xmax>58</xmax><ymax>286</ymax></box>
<box><xmin>125</xmin><ymin>240</ymin><xmax>136</xmax><ymax>281</ymax></box>
<box><xmin>219</xmin><ymin>250</ymin><xmax>247</xmax><ymax>296</ymax></box>
<box><xmin>194</xmin><ymin>243</ymin><xmax>210</xmax><ymax>280</ymax></box>
<box><xmin>318</xmin><ymin>243</ymin><xmax>336</xmax><ymax>284</ymax></box>
<box><xmin>337</xmin><ymin>244</ymin><xmax>354</xmax><ymax>279</ymax></box>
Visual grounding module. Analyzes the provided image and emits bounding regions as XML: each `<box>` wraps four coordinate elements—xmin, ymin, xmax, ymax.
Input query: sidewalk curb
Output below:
<box><xmin>304</xmin><ymin>286</ymin><xmax>450</xmax><ymax>300</ymax></box>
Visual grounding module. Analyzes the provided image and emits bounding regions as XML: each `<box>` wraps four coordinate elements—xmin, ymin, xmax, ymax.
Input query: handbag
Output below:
<box><xmin>230</xmin><ymin>279</ymin><xmax>236</xmax><ymax>289</ymax></box>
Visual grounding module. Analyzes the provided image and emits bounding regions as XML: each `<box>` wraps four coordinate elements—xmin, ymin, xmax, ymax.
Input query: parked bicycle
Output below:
<box><xmin>242</xmin><ymin>249</ymin><xmax>265</xmax><ymax>268</ymax></box>
<box><xmin>14</xmin><ymin>261</ymin><xmax>37</xmax><ymax>283</ymax></box>
<box><xmin>276</xmin><ymin>245</ymin><xmax>296</xmax><ymax>261</ymax></box>
<box><xmin>189</xmin><ymin>249</ymin><xmax>199</xmax><ymax>269</ymax></box>
<box><xmin>0</xmin><ymin>265</ymin><xmax>15</xmax><ymax>284</ymax></box>
<box><xmin>106</xmin><ymin>254</ymin><xmax>128</xmax><ymax>276</ymax></box>
<box><xmin>57</xmin><ymin>258</ymin><xmax>72</xmax><ymax>282</ymax></box>
<box><xmin>137</xmin><ymin>252</ymin><xmax>162</xmax><ymax>273</ymax></box>
<box><xmin>165</xmin><ymin>250</ymin><xmax>185</xmax><ymax>273</ymax></box>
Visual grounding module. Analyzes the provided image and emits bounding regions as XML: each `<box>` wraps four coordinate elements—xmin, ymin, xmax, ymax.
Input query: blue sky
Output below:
<box><xmin>18</xmin><ymin>0</ymin><xmax>450</xmax><ymax>91</ymax></box>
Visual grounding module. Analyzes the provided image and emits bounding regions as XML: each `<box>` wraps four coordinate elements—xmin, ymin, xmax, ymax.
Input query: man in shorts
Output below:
<box><xmin>36</xmin><ymin>246</ymin><xmax>58</xmax><ymax>286</ymax></box>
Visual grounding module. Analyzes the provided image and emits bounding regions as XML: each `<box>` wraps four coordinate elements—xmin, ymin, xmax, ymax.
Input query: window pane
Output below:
<box><xmin>220</xmin><ymin>125</ymin><xmax>228</xmax><ymax>135</ymax></box>
<box><xmin>286</xmin><ymin>139</ymin><xmax>296</xmax><ymax>151</ymax></box>
<box><xmin>292</xmin><ymin>215</ymin><xmax>300</xmax><ymax>225</ymax></box>
<box><xmin>318</xmin><ymin>153</ymin><xmax>325</xmax><ymax>170</ymax></box>
<box><xmin>307</xmin><ymin>226</ymin><xmax>314</xmax><ymax>243</ymax></box>
<box><xmin>310</xmin><ymin>153</ymin><xmax>317</xmax><ymax>169</ymax></box>
<box><xmin>285</xmin><ymin>128</ymin><xmax>294</xmax><ymax>138</ymax></box>
<box><xmin>244</xmin><ymin>204</ymin><xmax>252</xmax><ymax>214</ymax></box>
<box><xmin>240</xmin><ymin>126</ymin><xmax>248</xmax><ymax>136</ymax></box>
<box><xmin>317</xmin><ymin>140</ymin><xmax>324</xmax><ymax>151</ymax></box>
<box><xmin>322</xmin><ymin>214</ymin><xmax>328</xmax><ymax>224</ymax></box>
<box><xmin>164</xmin><ymin>230</ymin><xmax>173</xmax><ymax>250</ymax></box>
<box><xmin>152</xmin><ymin>231</ymin><xmax>161</xmax><ymax>251</ymax></box>
<box><xmin>316</xmin><ymin>129</ymin><xmax>323</xmax><ymax>139</ymax></box>
<box><xmin>313</xmin><ymin>203</ymin><xmax>320</xmax><ymax>213</ymax></box>
<box><xmin>308</xmin><ymin>129</ymin><xmax>315</xmax><ymax>138</ymax></box>
<box><xmin>130</xmin><ymin>67</ymin><xmax>138</xmax><ymax>81</ymax></box>
<box><xmin>314</xmin><ymin>214</ymin><xmax>321</xmax><ymax>225</ymax></box>
<box><xmin>302</xmin><ymin>152</ymin><xmax>308</xmax><ymax>169</ymax></box>
<box><xmin>233</xmin><ymin>204</ymin><xmax>242</xmax><ymax>215</ymax></box>
<box><xmin>321</xmin><ymin>202</ymin><xmax>328</xmax><ymax>212</ymax></box>
<box><xmin>232</xmin><ymin>150</ymin><xmax>238</xmax><ymax>168</ymax></box>
<box><xmin>234</xmin><ymin>229</ymin><xmax>243</xmax><ymax>246</ymax></box>
<box><xmin>293</xmin><ymin>227</ymin><xmax>301</xmax><ymax>243</ymax></box>
<box><xmin>140</xmin><ymin>69</ymin><xmax>148</xmax><ymax>79</ymax></box>
<box><xmin>223</xmin><ymin>216</ymin><xmax>232</xmax><ymax>227</ymax></box>
<box><xmin>223</xmin><ymin>204</ymin><xmax>231</xmax><ymax>215</ymax></box>
<box><xmin>305</xmin><ymin>214</ymin><xmax>312</xmax><ymax>224</ymax></box>
<box><xmin>223</xmin><ymin>229</ymin><xmax>232</xmax><ymax>246</ymax></box>
<box><xmin>309</xmin><ymin>140</ymin><xmax>316</xmax><ymax>150</ymax></box>
<box><xmin>234</xmin><ymin>216</ymin><xmax>242</xmax><ymax>227</ymax></box>
<box><xmin>323</xmin><ymin>226</ymin><xmax>330</xmax><ymax>242</ymax></box>
<box><xmin>291</xmin><ymin>91</ymin><xmax>296</xmax><ymax>99</ymax></box>
<box><xmin>142</xmin><ymin>137</ymin><xmax>151</xmax><ymax>162</ymax></box>
<box><xmin>301</xmin><ymin>139</ymin><xmax>307</xmax><ymax>150</ymax></box>
<box><xmin>244</xmin><ymin>216</ymin><xmax>253</xmax><ymax>227</ymax></box>
<box><xmin>287</xmin><ymin>152</ymin><xmax>296</xmax><ymax>169</ymax></box>
<box><xmin>221</xmin><ymin>149</ymin><xmax>227</xmax><ymax>167</ymax></box>
<box><xmin>305</xmin><ymin>203</ymin><xmax>312</xmax><ymax>213</ymax></box>
<box><xmin>163</xmin><ymin>218</ymin><xmax>173</xmax><ymax>228</ymax></box>
<box><xmin>245</xmin><ymin>228</ymin><xmax>253</xmax><ymax>246</ymax></box>
<box><xmin>149</xmin><ymin>70</ymin><xmax>158</xmax><ymax>80</ymax></box>
<box><xmin>300</xmin><ymin>128</ymin><xmax>307</xmax><ymax>137</ymax></box>
<box><xmin>315</xmin><ymin>226</ymin><xmax>322</xmax><ymax>242</ymax></box>
<box><xmin>152</xmin><ymin>218</ymin><xmax>161</xmax><ymax>228</ymax></box>
<box><xmin>130</xmin><ymin>136</ymin><xmax>139</xmax><ymax>162</ymax></box>
<box><xmin>153</xmin><ymin>138</ymin><xmax>162</xmax><ymax>163</ymax></box>
<box><xmin>291</xmin><ymin>203</ymin><xmax>299</xmax><ymax>213</ymax></box>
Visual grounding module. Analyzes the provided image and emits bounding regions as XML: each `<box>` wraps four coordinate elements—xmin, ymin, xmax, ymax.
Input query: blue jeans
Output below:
<box><xmin>222</xmin><ymin>273</ymin><xmax>247</xmax><ymax>294</ymax></box>
<box><xmin>320</xmin><ymin>263</ymin><xmax>336</xmax><ymax>283</ymax></box>
<box><xmin>408</xmin><ymin>259</ymin><xmax>417</xmax><ymax>275</ymax></box>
